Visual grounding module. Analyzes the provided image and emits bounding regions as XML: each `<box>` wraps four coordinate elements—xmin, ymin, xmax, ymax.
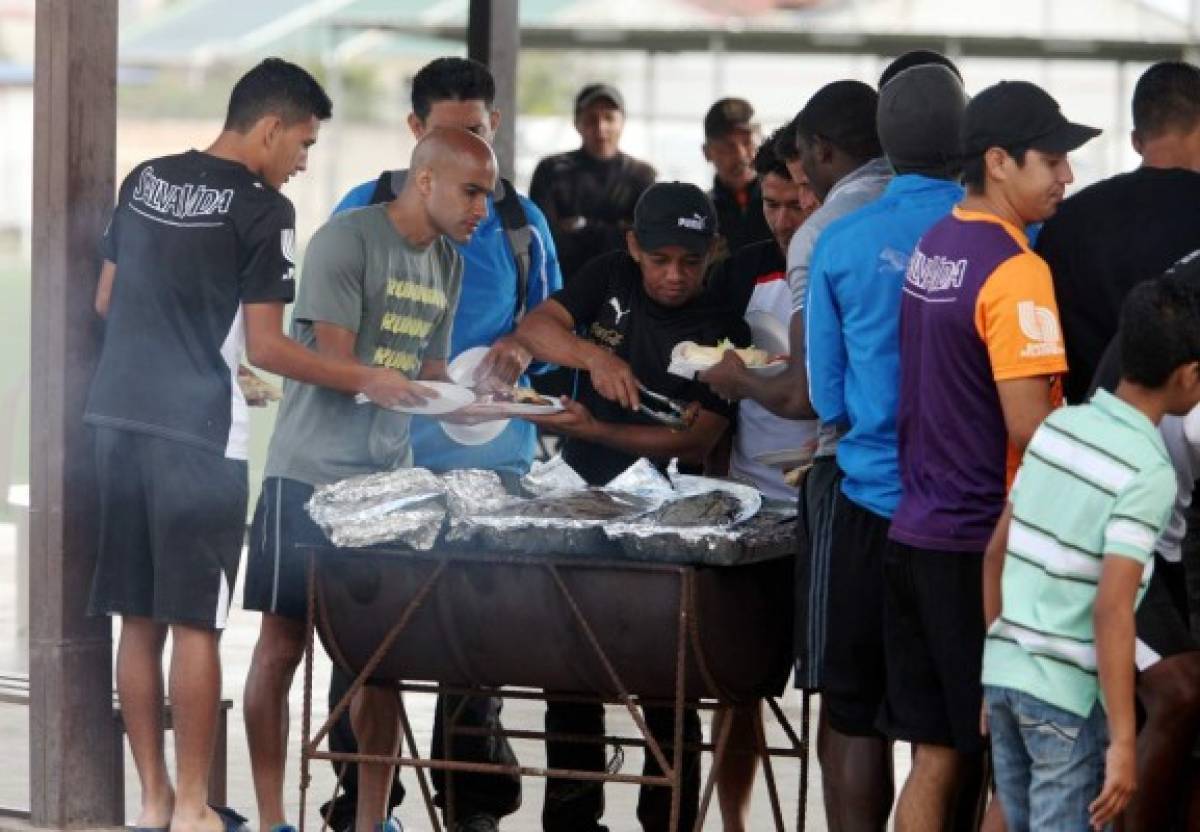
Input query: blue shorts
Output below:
<box><xmin>984</xmin><ymin>685</ymin><xmax>1109</xmax><ymax>832</ymax></box>
<box><xmin>243</xmin><ymin>476</ymin><xmax>329</xmax><ymax>622</ymax></box>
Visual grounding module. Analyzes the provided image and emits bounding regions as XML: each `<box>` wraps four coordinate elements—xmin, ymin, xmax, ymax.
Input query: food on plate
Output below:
<box><xmin>481</xmin><ymin>387</ymin><xmax>555</xmax><ymax>407</ymax></box>
<box><xmin>650</xmin><ymin>490</ymin><xmax>742</xmax><ymax>527</ymax></box>
<box><xmin>494</xmin><ymin>490</ymin><xmax>651</xmax><ymax>521</ymax></box>
<box><xmin>680</xmin><ymin>338</ymin><xmax>771</xmax><ymax>368</ymax></box>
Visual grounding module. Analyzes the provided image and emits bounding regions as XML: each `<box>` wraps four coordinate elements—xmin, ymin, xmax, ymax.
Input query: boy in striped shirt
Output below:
<box><xmin>981</xmin><ymin>276</ymin><xmax>1200</xmax><ymax>831</ymax></box>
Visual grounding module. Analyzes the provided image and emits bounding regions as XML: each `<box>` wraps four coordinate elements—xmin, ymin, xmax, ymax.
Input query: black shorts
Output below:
<box><xmin>794</xmin><ymin>456</ymin><xmax>842</xmax><ymax>691</ymax></box>
<box><xmin>243</xmin><ymin>476</ymin><xmax>330</xmax><ymax>622</ymax></box>
<box><xmin>87</xmin><ymin>426</ymin><xmax>248</xmax><ymax>630</ymax></box>
<box><xmin>879</xmin><ymin>542</ymin><xmax>985</xmax><ymax>753</ymax></box>
<box><xmin>1136</xmin><ymin>553</ymin><xmax>1198</xmax><ymax>671</ymax></box>
<box><xmin>821</xmin><ymin>491</ymin><xmax>889</xmax><ymax>737</ymax></box>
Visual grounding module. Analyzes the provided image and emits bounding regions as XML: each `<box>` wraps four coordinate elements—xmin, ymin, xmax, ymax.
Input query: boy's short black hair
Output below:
<box><xmin>411</xmin><ymin>57</ymin><xmax>496</xmax><ymax>120</ymax></box>
<box><xmin>795</xmin><ymin>80</ymin><xmax>882</xmax><ymax>163</ymax></box>
<box><xmin>224</xmin><ymin>58</ymin><xmax>331</xmax><ymax>132</ymax></box>
<box><xmin>753</xmin><ymin>128</ymin><xmax>791</xmax><ymax>179</ymax></box>
<box><xmin>960</xmin><ymin>145</ymin><xmax>1030</xmax><ymax>193</ymax></box>
<box><xmin>1132</xmin><ymin>61</ymin><xmax>1200</xmax><ymax>140</ymax></box>
<box><xmin>1119</xmin><ymin>270</ymin><xmax>1200</xmax><ymax>387</ymax></box>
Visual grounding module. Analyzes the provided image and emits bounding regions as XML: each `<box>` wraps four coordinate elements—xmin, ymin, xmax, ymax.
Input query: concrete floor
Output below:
<box><xmin>0</xmin><ymin>525</ymin><xmax>917</xmax><ymax>831</ymax></box>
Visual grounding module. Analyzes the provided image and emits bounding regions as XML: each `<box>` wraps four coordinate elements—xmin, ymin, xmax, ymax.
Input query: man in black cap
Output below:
<box><xmin>887</xmin><ymin>80</ymin><xmax>1098</xmax><ymax>832</ymax></box>
<box><xmin>530</xmin><ymin>83</ymin><xmax>657</xmax><ymax>283</ymax></box>
<box><xmin>703</xmin><ymin>96</ymin><xmax>773</xmax><ymax>257</ymax></box>
<box><xmin>515</xmin><ymin>182</ymin><xmax>749</xmax><ymax>832</ymax></box>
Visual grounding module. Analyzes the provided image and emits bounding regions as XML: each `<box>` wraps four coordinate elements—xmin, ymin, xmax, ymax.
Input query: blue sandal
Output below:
<box><xmin>209</xmin><ymin>806</ymin><xmax>250</xmax><ymax>832</ymax></box>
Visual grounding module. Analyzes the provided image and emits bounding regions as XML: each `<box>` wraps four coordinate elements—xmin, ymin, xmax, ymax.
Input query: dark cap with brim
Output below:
<box><xmin>633</xmin><ymin>182</ymin><xmax>718</xmax><ymax>256</ymax></box>
<box><xmin>963</xmin><ymin>80</ymin><xmax>1100</xmax><ymax>157</ymax></box>
<box><xmin>575</xmin><ymin>83</ymin><xmax>624</xmax><ymax>115</ymax></box>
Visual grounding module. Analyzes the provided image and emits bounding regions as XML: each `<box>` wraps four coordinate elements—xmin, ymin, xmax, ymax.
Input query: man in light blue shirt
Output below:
<box><xmin>803</xmin><ymin>64</ymin><xmax>967</xmax><ymax>831</ymax></box>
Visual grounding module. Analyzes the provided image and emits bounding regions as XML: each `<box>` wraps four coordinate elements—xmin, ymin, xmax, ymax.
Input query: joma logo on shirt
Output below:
<box><xmin>132</xmin><ymin>166</ymin><xmax>234</xmax><ymax>218</ymax></box>
<box><xmin>906</xmin><ymin>250</ymin><xmax>968</xmax><ymax>292</ymax></box>
<box><xmin>1018</xmin><ymin>301</ymin><xmax>1065</xmax><ymax>358</ymax></box>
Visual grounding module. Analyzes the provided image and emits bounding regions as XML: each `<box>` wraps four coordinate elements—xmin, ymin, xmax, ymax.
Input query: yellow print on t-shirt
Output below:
<box><xmin>372</xmin><ymin>347</ymin><xmax>421</xmax><ymax>373</ymax></box>
<box><xmin>381</xmin><ymin>313</ymin><xmax>434</xmax><ymax>339</ymax></box>
<box><xmin>387</xmin><ymin>278</ymin><xmax>448</xmax><ymax>307</ymax></box>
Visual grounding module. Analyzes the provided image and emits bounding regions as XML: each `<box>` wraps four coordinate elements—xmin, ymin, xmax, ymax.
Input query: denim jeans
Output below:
<box><xmin>984</xmin><ymin>685</ymin><xmax>1109</xmax><ymax>832</ymax></box>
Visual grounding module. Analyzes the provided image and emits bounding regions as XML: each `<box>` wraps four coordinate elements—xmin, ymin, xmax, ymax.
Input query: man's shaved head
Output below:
<box><xmin>410</xmin><ymin>125</ymin><xmax>498</xmax><ymax>176</ymax></box>
<box><xmin>407</xmin><ymin>126</ymin><xmax>498</xmax><ymax>244</ymax></box>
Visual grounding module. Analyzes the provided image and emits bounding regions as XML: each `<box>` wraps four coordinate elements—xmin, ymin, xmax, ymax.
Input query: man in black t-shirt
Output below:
<box><xmin>1037</xmin><ymin>62</ymin><xmax>1200</xmax><ymax>831</ymax></box>
<box><xmin>515</xmin><ymin>182</ymin><xmax>746</xmax><ymax>832</ymax></box>
<box><xmin>86</xmin><ymin>60</ymin><xmax>422</xmax><ymax>832</ymax></box>
<box><xmin>529</xmin><ymin>84</ymin><xmax>657</xmax><ymax>284</ymax></box>
<box><xmin>703</xmin><ymin>97</ymin><xmax>773</xmax><ymax>259</ymax></box>
<box><xmin>1039</xmin><ymin>60</ymin><xmax>1200</xmax><ymax>405</ymax></box>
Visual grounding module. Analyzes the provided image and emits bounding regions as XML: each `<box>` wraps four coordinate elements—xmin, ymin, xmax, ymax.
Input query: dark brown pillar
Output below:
<box><xmin>30</xmin><ymin>0</ymin><xmax>121</xmax><ymax>825</ymax></box>
<box><xmin>468</xmin><ymin>0</ymin><xmax>520</xmax><ymax>179</ymax></box>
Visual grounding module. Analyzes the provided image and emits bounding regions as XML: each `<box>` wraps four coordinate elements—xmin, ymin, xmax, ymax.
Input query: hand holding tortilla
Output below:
<box><xmin>237</xmin><ymin>365</ymin><xmax>282</xmax><ymax>407</ymax></box>
<box><xmin>669</xmin><ymin>338</ymin><xmax>787</xmax><ymax>379</ymax></box>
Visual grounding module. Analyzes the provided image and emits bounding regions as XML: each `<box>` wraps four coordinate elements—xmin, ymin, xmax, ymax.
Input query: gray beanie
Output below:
<box><xmin>877</xmin><ymin>63</ymin><xmax>968</xmax><ymax>179</ymax></box>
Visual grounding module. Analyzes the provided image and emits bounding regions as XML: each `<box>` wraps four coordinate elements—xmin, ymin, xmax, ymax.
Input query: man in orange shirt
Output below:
<box><xmin>886</xmin><ymin>81</ymin><xmax>1099</xmax><ymax>831</ymax></box>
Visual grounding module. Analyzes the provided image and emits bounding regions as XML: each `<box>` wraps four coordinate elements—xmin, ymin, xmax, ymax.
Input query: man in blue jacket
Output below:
<box><xmin>804</xmin><ymin>63</ymin><xmax>967</xmax><ymax>831</ymax></box>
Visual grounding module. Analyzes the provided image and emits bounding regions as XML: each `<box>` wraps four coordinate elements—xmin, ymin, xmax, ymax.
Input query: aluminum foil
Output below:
<box><xmin>325</xmin><ymin>505</ymin><xmax>446</xmax><ymax>551</ymax></box>
<box><xmin>441</xmin><ymin>469</ymin><xmax>511</xmax><ymax>517</ymax></box>
<box><xmin>306</xmin><ymin>467</ymin><xmax>447</xmax><ymax>550</ymax></box>
<box><xmin>520</xmin><ymin>454</ymin><xmax>587</xmax><ymax>496</ymax></box>
<box><xmin>602</xmin><ymin>470</ymin><xmax>770</xmax><ymax>564</ymax></box>
<box><xmin>603</xmin><ymin>458</ymin><xmax>674</xmax><ymax>507</ymax></box>
<box><xmin>444</xmin><ymin>488</ymin><xmax>651</xmax><ymax>555</ymax></box>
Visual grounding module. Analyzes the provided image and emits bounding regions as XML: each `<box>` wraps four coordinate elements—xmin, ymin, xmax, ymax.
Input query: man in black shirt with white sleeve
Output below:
<box><xmin>85</xmin><ymin>59</ymin><xmax>421</xmax><ymax>832</ymax></box>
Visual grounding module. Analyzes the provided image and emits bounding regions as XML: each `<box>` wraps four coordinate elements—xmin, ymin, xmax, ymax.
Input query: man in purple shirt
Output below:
<box><xmin>886</xmin><ymin>81</ymin><xmax>1098</xmax><ymax>831</ymax></box>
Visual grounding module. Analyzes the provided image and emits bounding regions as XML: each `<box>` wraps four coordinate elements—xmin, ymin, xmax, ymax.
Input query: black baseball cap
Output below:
<box><xmin>575</xmin><ymin>83</ymin><xmax>624</xmax><ymax>115</ymax></box>
<box><xmin>633</xmin><ymin>182</ymin><xmax>718</xmax><ymax>255</ymax></box>
<box><xmin>963</xmin><ymin>80</ymin><xmax>1101</xmax><ymax>157</ymax></box>
<box><xmin>704</xmin><ymin>97</ymin><xmax>756</xmax><ymax>140</ymax></box>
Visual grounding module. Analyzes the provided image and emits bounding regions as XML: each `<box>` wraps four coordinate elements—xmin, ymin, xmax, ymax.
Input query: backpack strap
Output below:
<box><xmin>367</xmin><ymin>169</ymin><xmax>402</xmax><ymax>205</ymax></box>
<box><xmin>494</xmin><ymin>177</ymin><xmax>533</xmax><ymax>323</ymax></box>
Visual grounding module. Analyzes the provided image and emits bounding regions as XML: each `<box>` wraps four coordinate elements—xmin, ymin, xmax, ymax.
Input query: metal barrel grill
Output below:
<box><xmin>313</xmin><ymin>547</ymin><xmax>794</xmax><ymax>704</ymax></box>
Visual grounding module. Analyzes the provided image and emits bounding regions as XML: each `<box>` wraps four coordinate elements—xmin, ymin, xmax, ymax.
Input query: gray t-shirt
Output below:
<box><xmin>787</xmin><ymin>156</ymin><xmax>892</xmax><ymax>459</ymax></box>
<box><xmin>266</xmin><ymin>204</ymin><xmax>463</xmax><ymax>487</ymax></box>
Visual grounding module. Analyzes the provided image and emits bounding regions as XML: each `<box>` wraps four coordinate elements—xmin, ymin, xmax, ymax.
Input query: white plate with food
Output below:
<box><xmin>668</xmin><ymin>340</ymin><xmax>788</xmax><ymax>379</ymax></box>
<box><xmin>355</xmin><ymin>381</ymin><xmax>475</xmax><ymax>415</ymax></box>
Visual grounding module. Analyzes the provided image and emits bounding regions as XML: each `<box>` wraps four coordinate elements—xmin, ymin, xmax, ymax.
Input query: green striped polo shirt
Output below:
<box><xmin>982</xmin><ymin>388</ymin><xmax>1176</xmax><ymax>717</ymax></box>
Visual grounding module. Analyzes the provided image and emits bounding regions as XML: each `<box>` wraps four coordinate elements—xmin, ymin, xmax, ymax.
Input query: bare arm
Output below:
<box><xmin>242</xmin><ymin>303</ymin><xmax>433</xmax><ymax>408</ymax></box>
<box><xmin>699</xmin><ymin>312</ymin><xmax>816</xmax><ymax>420</ymax></box>
<box><xmin>529</xmin><ymin>400</ymin><xmax>729</xmax><ymax>468</ymax></box>
<box><xmin>1089</xmin><ymin>555</ymin><xmax>1145</xmax><ymax>828</ymax></box>
<box><xmin>515</xmin><ymin>299</ymin><xmax>642</xmax><ymax>410</ymax></box>
<box><xmin>982</xmin><ymin>502</ymin><xmax>1013</xmax><ymax>628</ymax></box>
<box><xmin>95</xmin><ymin>260</ymin><xmax>116</xmax><ymax>318</ymax></box>
<box><xmin>996</xmin><ymin>375</ymin><xmax>1056</xmax><ymax>452</ymax></box>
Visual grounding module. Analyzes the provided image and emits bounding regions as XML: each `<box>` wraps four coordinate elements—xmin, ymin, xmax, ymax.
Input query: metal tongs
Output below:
<box><xmin>636</xmin><ymin>382</ymin><xmax>697</xmax><ymax>430</ymax></box>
